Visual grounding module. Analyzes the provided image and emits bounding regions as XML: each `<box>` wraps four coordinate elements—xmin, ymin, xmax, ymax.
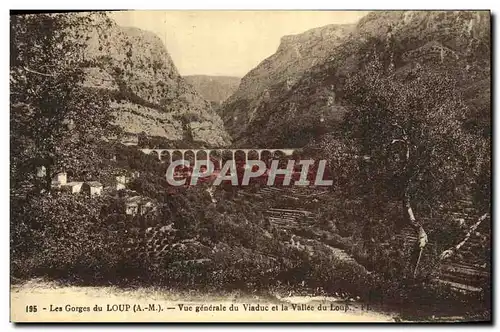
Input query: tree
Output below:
<box><xmin>10</xmin><ymin>12</ymin><xmax>118</xmax><ymax>191</ymax></box>
<box><xmin>11</xmin><ymin>193</ymin><xmax>123</xmax><ymax>281</ymax></box>
<box><xmin>341</xmin><ymin>52</ymin><xmax>490</xmax><ymax>272</ymax></box>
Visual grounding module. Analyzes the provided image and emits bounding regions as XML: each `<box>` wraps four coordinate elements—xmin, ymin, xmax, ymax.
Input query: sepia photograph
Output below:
<box><xmin>9</xmin><ymin>9</ymin><xmax>491</xmax><ymax>323</ymax></box>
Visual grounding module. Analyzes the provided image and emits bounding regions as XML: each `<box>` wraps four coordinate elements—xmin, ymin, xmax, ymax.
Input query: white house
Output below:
<box><xmin>61</xmin><ymin>181</ymin><xmax>84</xmax><ymax>194</ymax></box>
<box><xmin>36</xmin><ymin>166</ymin><xmax>46</xmax><ymax>178</ymax></box>
<box><xmin>115</xmin><ymin>175</ymin><xmax>128</xmax><ymax>191</ymax></box>
<box><xmin>53</xmin><ymin>172</ymin><xmax>67</xmax><ymax>185</ymax></box>
<box><xmin>125</xmin><ymin>196</ymin><xmax>157</xmax><ymax>216</ymax></box>
<box><xmin>82</xmin><ymin>181</ymin><xmax>103</xmax><ymax>196</ymax></box>
<box><xmin>125</xmin><ymin>196</ymin><xmax>141</xmax><ymax>215</ymax></box>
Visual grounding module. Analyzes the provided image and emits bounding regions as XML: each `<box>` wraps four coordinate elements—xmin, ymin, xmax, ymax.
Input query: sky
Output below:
<box><xmin>109</xmin><ymin>10</ymin><xmax>369</xmax><ymax>77</ymax></box>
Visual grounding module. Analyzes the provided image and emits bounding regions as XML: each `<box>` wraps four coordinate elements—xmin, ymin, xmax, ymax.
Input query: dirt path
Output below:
<box><xmin>11</xmin><ymin>279</ymin><xmax>396</xmax><ymax>322</ymax></box>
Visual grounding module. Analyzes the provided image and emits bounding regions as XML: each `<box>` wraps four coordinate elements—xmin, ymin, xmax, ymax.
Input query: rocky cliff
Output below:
<box><xmin>220</xmin><ymin>11</ymin><xmax>490</xmax><ymax>148</ymax></box>
<box><xmin>82</xmin><ymin>15</ymin><xmax>231</xmax><ymax>147</ymax></box>
<box><xmin>184</xmin><ymin>75</ymin><xmax>241</xmax><ymax>108</ymax></box>
<box><xmin>220</xmin><ymin>24</ymin><xmax>355</xmax><ymax>145</ymax></box>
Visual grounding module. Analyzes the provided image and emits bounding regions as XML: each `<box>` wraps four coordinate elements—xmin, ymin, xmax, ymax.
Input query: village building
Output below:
<box><xmin>50</xmin><ymin>171</ymin><xmax>67</xmax><ymax>189</ymax></box>
<box><xmin>82</xmin><ymin>181</ymin><xmax>103</xmax><ymax>196</ymax></box>
<box><xmin>115</xmin><ymin>175</ymin><xmax>129</xmax><ymax>191</ymax></box>
<box><xmin>125</xmin><ymin>199</ymin><xmax>139</xmax><ymax>215</ymax></box>
<box><xmin>125</xmin><ymin>196</ymin><xmax>157</xmax><ymax>216</ymax></box>
<box><xmin>53</xmin><ymin>172</ymin><xmax>67</xmax><ymax>185</ymax></box>
<box><xmin>61</xmin><ymin>181</ymin><xmax>84</xmax><ymax>194</ymax></box>
<box><xmin>36</xmin><ymin>166</ymin><xmax>46</xmax><ymax>178</ymax></box>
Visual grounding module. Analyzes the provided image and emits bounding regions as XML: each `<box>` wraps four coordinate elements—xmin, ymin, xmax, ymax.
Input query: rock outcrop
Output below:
<box><xmin>83</xmin><ymin>15</ymin><xmax>231</xmax><ymax>147</ymax></box>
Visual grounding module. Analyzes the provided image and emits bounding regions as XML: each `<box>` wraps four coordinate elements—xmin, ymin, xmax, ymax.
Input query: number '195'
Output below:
<box><xmin>25</xmin><ymin>305</ymin><xmax>37</xmax><ymax>313</ymax></box>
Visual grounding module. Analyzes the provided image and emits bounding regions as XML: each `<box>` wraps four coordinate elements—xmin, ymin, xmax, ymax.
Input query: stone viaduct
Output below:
<box><xmin>138</xmin><ymin>148</ymin><xmax>299</xmax><ymax>167</ymax></box>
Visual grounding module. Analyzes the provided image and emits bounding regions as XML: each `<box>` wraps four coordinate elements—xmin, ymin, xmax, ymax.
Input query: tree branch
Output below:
<box><xmin>439</xmin><ymin>213</ymin><xmax>490</xmax><ymax>261</ymax></box>
<box><xmin>23</xmin><ymin>66</ymin><xmax>54</xmax><ymax>77</ymax></box>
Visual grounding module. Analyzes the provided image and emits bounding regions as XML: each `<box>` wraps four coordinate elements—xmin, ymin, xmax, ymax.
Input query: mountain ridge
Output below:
<box><xmin>220</xmin><ymin>23</ymin><xmax>356</xmax><ymax>143</ymax></box>
<box><xmin>220</xmin><ymin>10</ymin><xmax>490</xmax><ymax>148</ymax></box>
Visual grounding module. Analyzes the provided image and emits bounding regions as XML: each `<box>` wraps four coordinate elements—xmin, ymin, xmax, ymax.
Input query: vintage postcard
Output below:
<box><xmin>10</xmin><ymin>10</ymin><xmax>491</xmax><ymax>323</ymax></box>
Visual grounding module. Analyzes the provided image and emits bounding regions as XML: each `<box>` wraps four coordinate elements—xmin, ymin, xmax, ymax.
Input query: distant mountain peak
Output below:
<box><xmin>184</xmin><ymin>75</ymin><xmax>241</xmax><ymax>107</ymax></box>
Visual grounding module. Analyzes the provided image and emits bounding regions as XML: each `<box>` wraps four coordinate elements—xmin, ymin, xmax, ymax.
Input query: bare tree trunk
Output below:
<box><xmin>439</xmin><ymin>213</ymin><xmax>489</xmax><ymax>261</ymax></box>
<box><xmin>392</xmin><ymin>123</ymin><xmax>427</xmax><ymax>276</ymax></box>
<box><xmin>404</xmin><ymin>189</ymin><xmax>428</xmax><ymax>278</ymax></box>
<box><xmin>391</xmin><ymin>123</ymin><xmax>427</xmax><ymax>247</ymax></box>
<box><xmin>404</xmin><ymin>190</ymin><xmax>428</xmax><ymax>249</ymax></box>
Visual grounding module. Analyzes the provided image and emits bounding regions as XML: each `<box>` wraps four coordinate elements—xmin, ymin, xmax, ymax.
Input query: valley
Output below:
<box><xmin>9</xmin><ymin>10</ymin><xmax>491</xmax><ymax>322</ymax></box>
